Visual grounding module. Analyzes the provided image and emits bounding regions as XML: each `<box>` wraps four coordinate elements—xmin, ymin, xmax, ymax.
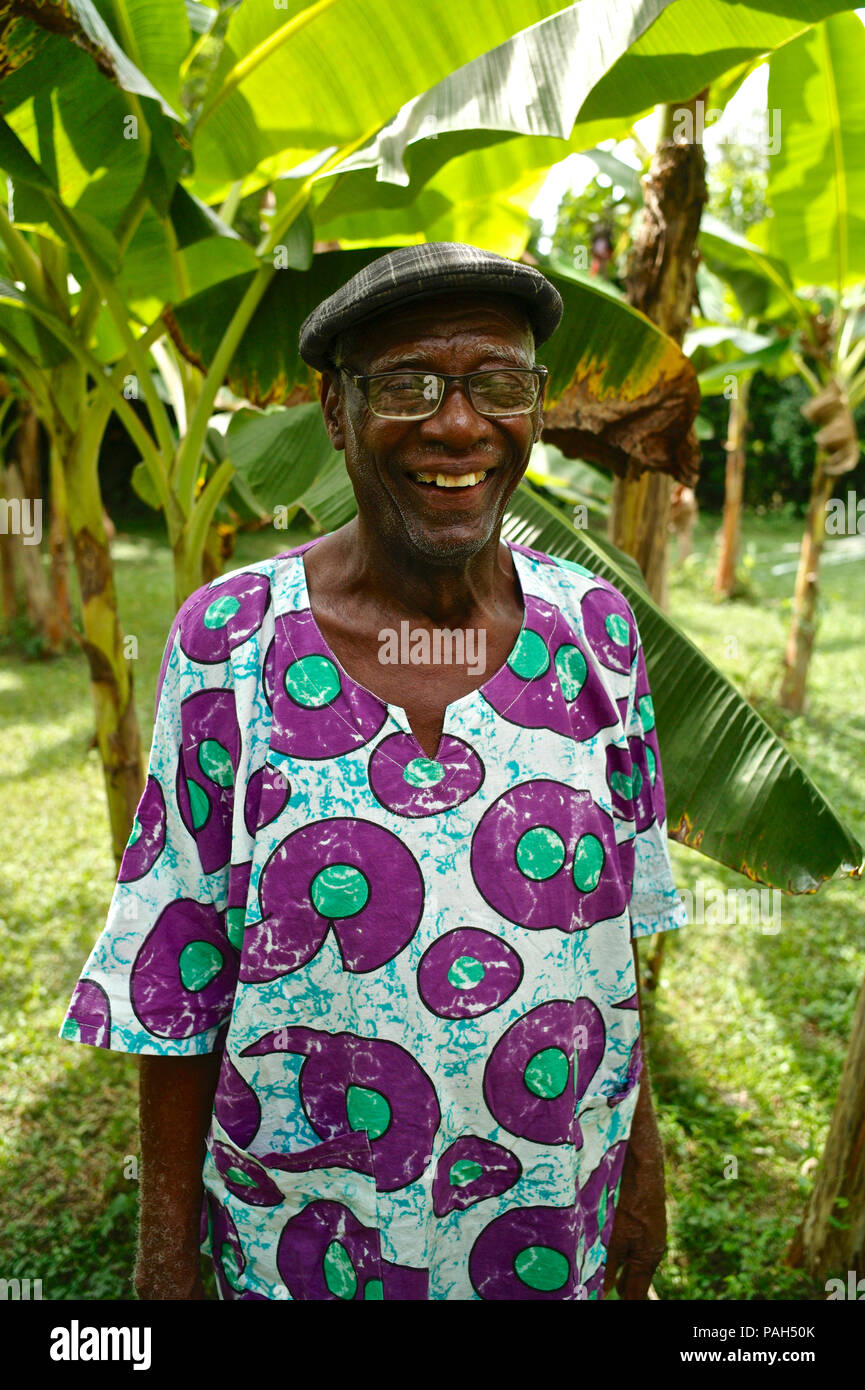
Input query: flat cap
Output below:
<box><xmin>298</xmin><ymin>241</ymin><xmax>563</xmax><ymax>370</ymax></box>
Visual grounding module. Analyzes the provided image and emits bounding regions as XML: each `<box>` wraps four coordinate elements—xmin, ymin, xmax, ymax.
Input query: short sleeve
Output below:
<box><xmin>59</xmin><ymin>593</ymin><xmax>242</xmax><ymax>1055</ymax></box>
<box><xmin>622</xmin><ymin>616</ymin><xmax>688</xmax><ymax>940</ymax></box>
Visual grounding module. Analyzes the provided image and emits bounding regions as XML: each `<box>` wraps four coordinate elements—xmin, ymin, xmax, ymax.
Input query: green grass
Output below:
<box><xmin>653</xmin><ymin>511</ymin><xmax>865</xmax><ymax>1300</ymax></box>
<box><xmin>0</xmin><ymin>510</ymin><xmax>861</xmax><ymax>1300</ymax></box>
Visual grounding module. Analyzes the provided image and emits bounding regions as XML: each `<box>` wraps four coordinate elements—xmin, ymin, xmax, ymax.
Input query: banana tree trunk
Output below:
<box><xmin>779</xmin><ymin>452</ymin><xmax>834</xmax><ymax>713</ymax></box>
<box><xmin>610</xmin><ymin>91</ymin><xmax>708</xmax><ymax>607</ymax></box>
<box><xmin>787</xmin><ymin>971</ymin><xmax>865</xmax><ymax>1281</ymax></box>
<box><xmin>53</xmin><ymin>362</ymin><xmax>145</xmax><ymax>864</ymax></box>
<box><xmin>714</xmin><ymin>373</ymin><xmax>751</xmax><ymax>599</ymax></box>
<box><xmin>780</xmin><ymin>379</ymin><xmax>858</xmax><ymax>713</ymax></box>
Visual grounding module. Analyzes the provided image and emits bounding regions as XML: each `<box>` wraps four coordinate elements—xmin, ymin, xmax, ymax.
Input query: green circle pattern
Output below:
<box><xmin>516</xmin><ymin>825</ymin><xmax>566</xmax><ymax>880</ymax></box>
<box><xmin>447</xmin><ymin>955</ymin><xmax>485</xmax><ymax>990</ymax></box>
<box><xmin>555</xmin><ymin>644</ymin><xmax>587</xmax><ymax>701</ymax></box>
<box><xmin>403</xmin><ymin>757</ymin><xmax>445</xmax><ymax>787</ymax></box>
<box><xmin>572</xmin><ymin>833</ymin><xmax>604</xmax><ymax>893</ymax></box>
<box><xmin>310</xmin><ymin>863</ymin><xmax>369</xmax><ymax>918</ymax></box>
<box><xmin>524</xmin><ymin>1046</ymin><xmax>570</xmax><ymax>1099</ymax></box>
<box><xmin>204</xmin><ymin>594</ymin><xmax>241</xmax><ymax>630</ymax></box>
<box><xmin>285</xmin><ymin>654</ymin><xmax>341</xmax><ymax>708</ymax></box>
<box><xmin>508</xmin><ymin>629</ymin><xmax>549</xmax><ymax>680</ymax></box>
<box><xmin>514</xmin><ymin>1245</ymin><xmax>570</xmax><ymax>1292</ymax></box>
<box><xmin>178</xmin><ymin>939</ymin><xmax>223</xmax><ymax>992</ymax></box>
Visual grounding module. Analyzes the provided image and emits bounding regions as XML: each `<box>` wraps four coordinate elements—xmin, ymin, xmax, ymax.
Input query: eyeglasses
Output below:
<box><xmin>342</xmin><ymin>366</ymin><xmax>548</xmax><ymax>420</ymax></box>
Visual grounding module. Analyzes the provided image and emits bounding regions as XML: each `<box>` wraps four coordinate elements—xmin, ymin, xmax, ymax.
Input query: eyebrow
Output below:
<box><xmin>365</xmin><ymin>341</ymin><xmax>533</xmax><ymax>373</ymax></box>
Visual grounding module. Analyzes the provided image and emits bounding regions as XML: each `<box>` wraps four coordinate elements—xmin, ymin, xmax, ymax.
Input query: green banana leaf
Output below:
<box><xmin>186</xmin><ymin>0</ymin><xmax>578</xmax><ymax>197</ymax></box>
<box><xmin>766</xmin><ymin>9</ymin><xmax>865</xmax><ymax>293</ymax></box>
<box><xmin>318</xmin><ymin>0</ymin><xmax>855</xmax><ymax>207</ymax></box>
<box><xmin>699</xmin><ymin>215</ymin><xmax>803</xmax><ymax>323</ymax></box>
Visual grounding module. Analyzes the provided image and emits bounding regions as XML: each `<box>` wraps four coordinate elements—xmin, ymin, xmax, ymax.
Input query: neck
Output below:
<box><xmin>337</xmin><ymin>515</ymin><xmax>516</xmax><ymax>627</ymax></box>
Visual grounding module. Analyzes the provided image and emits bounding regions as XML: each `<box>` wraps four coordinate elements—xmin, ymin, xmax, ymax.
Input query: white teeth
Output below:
<box><xmin>414</xmin><ymin>470</ymin><xmax>488</xmax><ymax>488</ymax></box>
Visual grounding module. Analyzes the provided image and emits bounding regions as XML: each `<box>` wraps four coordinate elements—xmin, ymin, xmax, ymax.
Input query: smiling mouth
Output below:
<box><xmin>410</xmin><ymin>469</ymin><xmax>491</xmax><ymax>489</ymax></box>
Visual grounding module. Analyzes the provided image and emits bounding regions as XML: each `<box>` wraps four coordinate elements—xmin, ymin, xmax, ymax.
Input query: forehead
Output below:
<box><xmin>353</xmin><ymin>291</ymin><xmax>533</xmax><ymax>362</ymax></box>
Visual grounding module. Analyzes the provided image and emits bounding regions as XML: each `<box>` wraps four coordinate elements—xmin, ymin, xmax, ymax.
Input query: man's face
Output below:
<box><xmin>319</xmin><ymin>292</ymin><xmax>545</xmax><ymax>565</ymax></box>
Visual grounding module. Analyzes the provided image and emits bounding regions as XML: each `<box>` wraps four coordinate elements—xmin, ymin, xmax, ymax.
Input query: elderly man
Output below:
<box><xmin>61</xmin><ymin>242</ymin><xmax>686</xmax><ymax>1301</ymax></box>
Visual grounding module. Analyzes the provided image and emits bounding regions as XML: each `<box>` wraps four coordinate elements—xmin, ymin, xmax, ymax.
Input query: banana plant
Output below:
<box><xmin>698</xmin><ymin>15</ymin><xmax>865</xmax><ymax>710</ymax></box>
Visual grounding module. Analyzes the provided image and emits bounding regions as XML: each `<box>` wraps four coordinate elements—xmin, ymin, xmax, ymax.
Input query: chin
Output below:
<box><xmin>402</xmin><ymin>516</ymin><xmax>498</xmax><ymax>565</ymax></box>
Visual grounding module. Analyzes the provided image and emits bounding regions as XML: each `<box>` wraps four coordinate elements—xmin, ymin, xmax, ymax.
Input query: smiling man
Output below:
<box><xmin>61</xmin><ymin>242</ymin><xmax>686</xmax><ymax>1301</ymax></box>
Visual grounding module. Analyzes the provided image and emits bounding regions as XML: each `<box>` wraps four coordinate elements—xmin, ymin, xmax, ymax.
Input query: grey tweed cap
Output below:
<box><xmin>298</xmin><ymin>242</ymin><xmax>563</xmax><ymax>370</ymax></box>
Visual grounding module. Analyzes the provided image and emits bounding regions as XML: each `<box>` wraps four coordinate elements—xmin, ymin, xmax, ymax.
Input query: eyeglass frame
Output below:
<box><xmin>337</xmin><ymin>365</ymin><xmax>549</xmax><ymax>420</ymax></box>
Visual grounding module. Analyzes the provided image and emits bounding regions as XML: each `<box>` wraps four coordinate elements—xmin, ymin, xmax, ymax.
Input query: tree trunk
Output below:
<box><xmin>778</xmin><ymin>453</ymin><xmax>833</xmax><ymax>713</ymax></box>
<box><xmin>779</xmin><ymin>378</ymin><xmax>858</xmax><ymax>713</ymax></box>
<box><xmin>787</xmin><ymin>972</ymin><xmax>865</xmax><ymax>1280</ymax></box>
<box><xmin>714</xmin><ymin>373</ymin><xmax>751</xmax><ymax>599</ymax></box>
<box><xmin>610</xmin><ymin>92</ymin><xmax>708</xmax><ymax>607</ymax></box>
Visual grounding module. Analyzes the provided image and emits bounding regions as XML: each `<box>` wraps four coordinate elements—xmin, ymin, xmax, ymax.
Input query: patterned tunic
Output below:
<box><xmin>61</xmin><ymin>537</ymin><xmax>686</xmax><ymax>1301</ymax></box>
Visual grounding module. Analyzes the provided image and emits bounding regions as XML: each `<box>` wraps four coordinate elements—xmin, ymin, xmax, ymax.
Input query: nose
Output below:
<box><xmin>417</xmin><ymin>379</ymin><xmax>495</xmax><ymax>447</ymax></box>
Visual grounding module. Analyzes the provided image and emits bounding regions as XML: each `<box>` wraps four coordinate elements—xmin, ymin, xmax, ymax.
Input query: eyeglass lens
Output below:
<box><xmin>366</xmin><ymin>370</ymin><xmax>540</xmax><ymax>417</ymax></box>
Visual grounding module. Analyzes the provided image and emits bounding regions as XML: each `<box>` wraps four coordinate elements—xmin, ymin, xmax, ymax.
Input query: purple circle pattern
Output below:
<box><xmin>179</xmin><ymin>572</ymin><xmax>270</xmax><ymax>664</ymax></box>
<box><xmin>243</xmin><ymin>818</ymin><xmax>424</xmax><ymax>981</ymax></box>
<box><xmin>277</xmin><ymin>1200</ymin><xmax>428</xmax><ymax>1300</ymax></box>
<box><xmin>241</xmin><ymin>1026</ymin><xmax>440</xmax><ymax>1193</ymax></box>
<box><xmin>469</xmin><ymin>1204</ymin><xmax>580</xmax><ymax>1300</ymax></box>
<box><xmin>176</xmin><ymin>688</ymin><xmax>241</xmax><ymax>875</ymax></box>
<box><xmin>119</xmin><ymin>776</ymin><xmax>166</xmax><ymax>882</ymax></box>
<box><xmin>368</xmin><ymin>733</ymin><xmax>484</xmax><ymax>816</ymax></box>
<box><xmin>66</xmin><ymin>979</ymin><xmax>111</xmax><ymax>1048</ymax></box>
<box><xmin>264</xmin><ymin>611</ymin><xmax>387</xmax><ymax>759</ymax></box>
<box><xmin>483</xmin><ymin>998</ymin><xmax>606</xmax><ymax>1146</ymax></box>
<box><xmin>432</xmin><ymin>1136</ymin><xmax>521</xmax><ymax>1217</ymax></box>
<box><xmin>131</xmin><ymin>898</ymin><xmax>238</xmax><ymax>1039</ymax></box>
<box><xmin>482</xmin><ymin>594</ymin><xmax>619</xmax><ymax>742</ymax></box>
<box><xmin>211</xmin><ymin>1138</ymin><xmax>283</xmax><ymax>1207</ymax></box>
<box><xmin>580</xmin><ymin>585</ymin><xmax>636</xmax><ymax>674</ymax></box>
<box><xmin>417</xmin><ymin>928</ymin><xmax>522</xmax><ymax>1019</ymax></box>
<box><xmin>471</xmin><ymin>780</ymin><xmax>628</xmax><ymax>932</ymax></box>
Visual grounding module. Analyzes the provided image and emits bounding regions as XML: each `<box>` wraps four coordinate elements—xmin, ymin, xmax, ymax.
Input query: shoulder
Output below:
<box><xmin>509</xmin><ymin>539</ymin><xmax>637</xmax><ymax>624</ymax></box>
<box><xmin>155</xmin><ymin>545</ymin><xmax>313</xmax><ymax>709</ymax></box>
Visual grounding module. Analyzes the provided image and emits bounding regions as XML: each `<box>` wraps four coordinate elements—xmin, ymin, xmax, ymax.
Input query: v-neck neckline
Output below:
<box><xmin>294</xmin><ymin>534</ymin><xmax>529</xmax><ymax>757</ymax></box>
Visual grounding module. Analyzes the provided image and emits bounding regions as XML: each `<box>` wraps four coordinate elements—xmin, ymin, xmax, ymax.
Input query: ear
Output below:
<box><xmin>319</xmin><ymin>368</ymin><xmax>346</xmax><ymax>451</ymax></box>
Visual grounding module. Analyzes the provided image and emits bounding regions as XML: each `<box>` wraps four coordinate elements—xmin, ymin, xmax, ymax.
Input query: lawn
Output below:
<box><xmin>0</xmin><ymin>507</ymin><xmax>861</xmax><ymax>1299</ymax></box>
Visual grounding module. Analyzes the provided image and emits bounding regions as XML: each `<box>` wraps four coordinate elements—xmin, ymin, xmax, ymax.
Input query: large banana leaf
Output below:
<box><xmin>766</xmin><ymin>9</ymin><xmax>865</xmax><ymax>292</ymax></box>
<box><xmin>314</xmin><ymin>136</ymin><xmax>570</xmax><ymax>259</ymax></box>
<box><xmin>319</xmin><ymin>0</ymin><xmax>856</xmax><ymax>205</ymax></box>
<box><xmin>248</xmin><ymin>410</ymin><xmax>862</xmax><ymax>890</ymax></box>
<box><xmin>186</xmin><ymin>0</ymin><xmax>578</xmax><ymax>197</ymax></box>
